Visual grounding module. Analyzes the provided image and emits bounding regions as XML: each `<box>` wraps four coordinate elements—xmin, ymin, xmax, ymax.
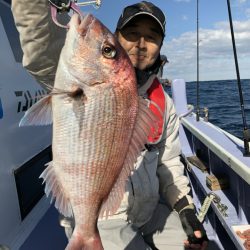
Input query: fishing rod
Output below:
<box><xmin>196</xmin><ymin>0</ymin><xmax>200</xmax><ymax>121</ymax></box>
<box><xmin>76</xmin><ymin>0</ymin><xmax>101</xmax><ymax>8</ymax></box>
<box><xmin>226</xmin><ymin>0</ymin><xmax>250</xmax><ymax>156</ymax></box>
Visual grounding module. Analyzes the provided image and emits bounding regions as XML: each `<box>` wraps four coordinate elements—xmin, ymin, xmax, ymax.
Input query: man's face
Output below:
<box><xmin>117</xmin><ymin>16</ymin><xmax>163</xmax><ymax>70</ymax></box>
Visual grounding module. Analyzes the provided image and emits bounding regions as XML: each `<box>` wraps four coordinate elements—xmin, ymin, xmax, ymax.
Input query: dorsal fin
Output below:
<box><xmin>99</xmin><ymin>97</ymin><xmax>158</xmax><ymax>218</ymax></box>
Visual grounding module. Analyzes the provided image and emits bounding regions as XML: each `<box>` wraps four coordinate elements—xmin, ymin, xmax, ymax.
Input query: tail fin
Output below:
<box><xmin>65</xmin><ymin>231</ymin><xmax>103</xmax><ymax>250</ymax></box>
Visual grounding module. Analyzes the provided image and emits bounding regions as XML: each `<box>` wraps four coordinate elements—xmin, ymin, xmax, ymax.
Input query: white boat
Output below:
<box><xmin>0</xmin><ymin>0</ymin><xmax>249</xmax><ymax>249</ymax></box>
<box><xmin>171</xmin><ymin>79</ymin><xmax>250</xmax><ymax>250</ymax></box>
<box><xmin>0</xmin><ymin>1</ymin><xmax>67</xmax><ymax>249</ymax></box>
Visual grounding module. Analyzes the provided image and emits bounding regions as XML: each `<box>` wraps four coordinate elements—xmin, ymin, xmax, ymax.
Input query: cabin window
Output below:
<box><xmin>0</xmin><ymin>1</ymin><xmax>23</xmax><ymax>62</ymax></box>
<box><xmin>14</xmin><ymin>147</ymin><xmax>52</xmax><ymax>220</ymax></box>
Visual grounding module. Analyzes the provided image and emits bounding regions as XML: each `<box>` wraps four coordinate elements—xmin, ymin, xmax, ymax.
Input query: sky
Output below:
<box><xmin>80</xmin><ymin>0</ymin><xmax>250</xmax><ymax>82</ymax></box>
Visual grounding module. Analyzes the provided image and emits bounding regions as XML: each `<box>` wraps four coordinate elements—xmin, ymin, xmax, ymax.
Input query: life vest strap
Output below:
<box><xmin>147</xmin><ymin>78</ymin><xmax>166</xmax><ymax>143</ymax></box>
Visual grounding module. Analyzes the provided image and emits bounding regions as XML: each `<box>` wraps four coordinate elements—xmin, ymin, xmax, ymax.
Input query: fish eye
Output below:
<box><xmin>102</xmin><ymin>45</ymin><xmax>116</xmax><ymax>59</ymax></box>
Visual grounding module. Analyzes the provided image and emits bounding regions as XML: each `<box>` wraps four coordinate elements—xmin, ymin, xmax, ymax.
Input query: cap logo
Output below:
<box><xmin>139</xmin><ymin>2</ymin><xmax>152</xmax><ymax>12</ymax></box>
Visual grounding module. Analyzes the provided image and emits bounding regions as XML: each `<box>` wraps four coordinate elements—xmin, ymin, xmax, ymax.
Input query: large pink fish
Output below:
<box><xmin>20</xmin><ymin>13</ymin><xmax>157</xmax><ymax>250</ymax></box>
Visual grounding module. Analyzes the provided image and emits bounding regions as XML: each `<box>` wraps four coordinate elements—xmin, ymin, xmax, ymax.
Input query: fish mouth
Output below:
<box><xmin>79</xmin><ymin>14</ymin><xmax>95</xmax><ymax>36</ymax></box>
<box><xmin>69</xmin><ymin>13</ymin><xmax>95</xmax><ymax>37</ymax></box>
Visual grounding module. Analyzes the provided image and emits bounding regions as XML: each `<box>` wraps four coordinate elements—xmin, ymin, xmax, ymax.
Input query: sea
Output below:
<box><xmin>166</xmin><ymin>79</ymin><xmax>250</xmax><ymax>140</ymax></box>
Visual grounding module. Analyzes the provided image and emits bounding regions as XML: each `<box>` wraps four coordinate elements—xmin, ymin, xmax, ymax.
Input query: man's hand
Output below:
<box><xmin>179</xmin><ymin>208</ymin><xmax>208</xmax><ymax>250</ymax></box>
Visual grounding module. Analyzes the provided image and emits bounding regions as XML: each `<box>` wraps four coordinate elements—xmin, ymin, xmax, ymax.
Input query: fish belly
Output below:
<box><xmin>52</xmin><ymin>86</ymin><xmax>137</xmax><ymax>235</ymax></box>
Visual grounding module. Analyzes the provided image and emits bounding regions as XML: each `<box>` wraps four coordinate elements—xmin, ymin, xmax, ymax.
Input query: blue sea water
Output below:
<box><xmin>170</xmin><ymin>79</ymin><xmax>250</xmax><ymax>140</ymax></box>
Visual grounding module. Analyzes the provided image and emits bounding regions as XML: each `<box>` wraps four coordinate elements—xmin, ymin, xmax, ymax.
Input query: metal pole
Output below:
<box><xmin>196</xmin><ymin>0</ymin><xmax>200</xmax><ymax>121</ymax></box>
<box><xmin>226</xmin><ymin>0</ymin><xmax>250</xmax><ymax>156</ymax></box>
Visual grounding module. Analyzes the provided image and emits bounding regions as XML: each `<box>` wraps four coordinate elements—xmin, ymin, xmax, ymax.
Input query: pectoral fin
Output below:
<box><xmin>19</xmin><ymin>96</ymin><xmax>52</xmax><ymax>126</ymax></box>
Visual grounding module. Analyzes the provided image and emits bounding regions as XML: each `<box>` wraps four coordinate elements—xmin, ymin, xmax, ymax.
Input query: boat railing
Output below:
<box><xmin>171</xmin><ymin>79</ymin><xmax>250</xmax><ymax>250</ymax></box>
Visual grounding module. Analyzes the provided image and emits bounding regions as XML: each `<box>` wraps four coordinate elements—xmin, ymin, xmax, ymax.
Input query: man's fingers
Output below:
<box><xmin>184</xmin><ymin>231</ymin><xmax>209</xmax><ymax>249</ymax></box>
<box><xmin>190</xmin><ymin>243</ymin><xmax>202</xmax><ymax>249</ymax></box>
<box><xmin>184</xmin><ymin>242</ymin><xmax>208</xmax><ymax>250</ymax></box>
<box><xmin>194</xmin><ymin>230</ymin><xmax>202</xmax><ymax>238</ymax></box>
<box><xmin>201</xmin><ymin>241</ymin><xmax>208</xmax><ymax>250</ymax></box>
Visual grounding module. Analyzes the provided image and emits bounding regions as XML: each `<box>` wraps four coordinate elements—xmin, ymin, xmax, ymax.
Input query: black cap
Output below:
<box><xmin>116</xmin><ymin>1</ymin><xmax>166</xmax><ymax>36</ymax></box>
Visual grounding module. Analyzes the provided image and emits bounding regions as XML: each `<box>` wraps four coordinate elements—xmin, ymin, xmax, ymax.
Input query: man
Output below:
<box><xmin>12</xmin><ymin>0</ymin><xmax>208</xmax><ymax>249</ymax></box>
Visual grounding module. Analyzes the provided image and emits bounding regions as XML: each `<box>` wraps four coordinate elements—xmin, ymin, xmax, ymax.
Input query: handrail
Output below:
<box><xmin>181</xmin><ymin>116</ymin><xmax>250</xmax><ymax>185</ymax></box>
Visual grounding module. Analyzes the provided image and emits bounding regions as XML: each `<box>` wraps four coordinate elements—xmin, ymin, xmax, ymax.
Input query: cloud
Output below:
<box><xmin>182</xmin><ymin>15</ymin><xmax>188</xmax><ymax>21</ymax></box>
<box><xmin>161</xmin><ymin>20</ymin><xmax>250</xmax><ymax>81</ymax></box>
<box><xmin>246</xmin><ymin>8</ymin><xmax>250</xmax><ymax>18</ymax></box>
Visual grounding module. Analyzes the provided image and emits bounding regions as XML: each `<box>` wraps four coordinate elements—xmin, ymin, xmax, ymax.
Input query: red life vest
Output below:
<box><xmin>147</xmin><ymin>77</ymin><xmax>166</xmax><ymax>144</ymax></box>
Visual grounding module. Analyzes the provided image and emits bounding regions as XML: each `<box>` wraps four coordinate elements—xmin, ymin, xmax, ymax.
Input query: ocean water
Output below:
<box><xmin>168</xmin><ymin>79</ymin><xmax>250</xmax><ymax>140</ymax></box>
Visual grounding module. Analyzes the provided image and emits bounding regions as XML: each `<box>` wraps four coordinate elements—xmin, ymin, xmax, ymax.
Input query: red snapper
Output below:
<box><xmin>20</xmin><ymin>13</ymin><xmax>158</xmax><ymax>250</ymax></box>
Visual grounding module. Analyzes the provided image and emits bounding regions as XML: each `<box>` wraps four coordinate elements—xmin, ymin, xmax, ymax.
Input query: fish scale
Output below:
<box><xmin>59</xmin><ymin>105</ymin><xmax>128</xmax><ymax>236</ymax></box>
<box><xmin>53</xmin><ymin>87</ymin><xmax>132</xmax><ymax>200</ymax></box>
